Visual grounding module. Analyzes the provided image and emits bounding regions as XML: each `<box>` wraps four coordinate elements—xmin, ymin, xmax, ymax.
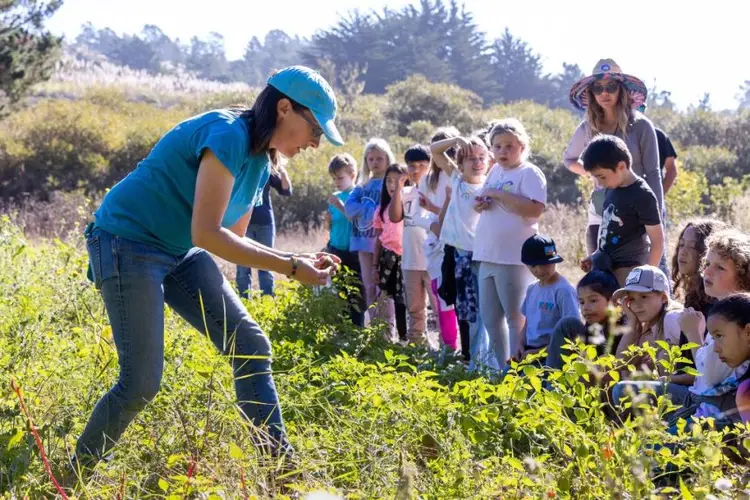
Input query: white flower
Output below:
<box><xmin>714</xmin><ymin>478</ymin><xmax>733</xmax><ymax>492</ymax></box>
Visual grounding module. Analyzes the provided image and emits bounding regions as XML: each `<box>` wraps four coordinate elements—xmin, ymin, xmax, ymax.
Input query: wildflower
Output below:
<box><xmin>601</xmin><ymin>445</ymin><xmax>615</xmax><ymax>460</ymax></box>
<box><xmin>546</xmin><ymin>490</ymin><xmax>557</xmax><ymax>498</ymax></box>
<box><xmin>714</xmin><ymin>478</ymin><xmax>732</xmax><ymax>492</ymax></box>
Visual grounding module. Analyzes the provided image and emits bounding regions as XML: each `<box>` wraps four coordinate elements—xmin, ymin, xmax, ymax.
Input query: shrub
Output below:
<box><xmin>1</xmin><ymin>217</ymin><xmax>748</xmax><ymax>498</ymax></box>
<box><xmin>0</xmin><ymin>98</ymin><xmax>186</xmax><ymax>199</ymax></box>
<box><xmin>665</xmin><ymin>168</ymin><xmax>708</xmax><ymax>222</ymax></box>
<box><xmin>384</xmin><ymin>75</ymin><xmax>483</xmax><ymax>136</ymax></box>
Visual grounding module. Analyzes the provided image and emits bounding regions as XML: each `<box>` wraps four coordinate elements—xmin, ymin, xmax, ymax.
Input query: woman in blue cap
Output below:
<box><xmin>74</xmin><ymin>66</ymin><xmax>344</xmax><ymax>470</ymax></box>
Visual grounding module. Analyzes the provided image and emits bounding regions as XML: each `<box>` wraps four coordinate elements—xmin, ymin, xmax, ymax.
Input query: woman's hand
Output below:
<box><xmin>292</xmin><ymin>257</ymin><xmax>336</xmax><ymax>286</ymax></box>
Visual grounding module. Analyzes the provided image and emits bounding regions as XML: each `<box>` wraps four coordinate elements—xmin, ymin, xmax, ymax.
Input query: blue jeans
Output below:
<box><xmin>237</xmin><ymin>223</ymin><xmax>276</xmax><ymax>297</ymax></box>
<box><xmin>78</xmin><ymin>227</ymin><xmax>288</xmax><ymax>461</ymax></box>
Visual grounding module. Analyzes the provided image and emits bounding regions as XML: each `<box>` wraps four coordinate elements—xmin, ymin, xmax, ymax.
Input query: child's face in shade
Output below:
<box><xmin>704</xmin><ymin>248</ymin><xmax>741</xmax><ymax>300</ymax></box>
<box><xmin>676</xmin><ymin>225</ymin><xmax>701</xmax><ymax>276</ymax></box>
<box><xmin>407</xmin><ymin>160</ymin><xmax>429</xmax><ymax>186</ymax></box>
<box><xmin>527</xmin><ymin>263</ymin><xmax>556</xmax><ymax>283</ymax></box>
<box><xmin>331</xmin><ymin>170</ymin><xmax>355</xmax><ymax>191</ymax></box>
<box><xmin>578</xmin><ymin>286</ymin><xmax>610</xmax><ymax>325</ymax></box>
<box><xmin>367</xmin><ymin>148</ymin><xmax>389</xmax><ymax>177</ymax></box>
<box><xmin>623</xmin><ymin>291</ymin><xmax>666</xmax><ymax>325</ymax></box>
<box><xmin>709</xmin><ymin>314</ymin><xmax>750</xmax><ymax>368</ymax></box>
<box><xmin>589</xmin><ymin>162</ymin><xmax>628</xmax><ymax>189</ymax></box>
<box><xmin>385</xmin><ymin>171</ymin><xmax>401</xmax><ymax>197</ymax></box>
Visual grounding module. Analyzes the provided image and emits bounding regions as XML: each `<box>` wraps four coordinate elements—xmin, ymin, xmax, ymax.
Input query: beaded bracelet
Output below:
<box><xmin>288</xmin><ymin>255</ymin><xmax>299</xmax><ymax>277</ymax></box>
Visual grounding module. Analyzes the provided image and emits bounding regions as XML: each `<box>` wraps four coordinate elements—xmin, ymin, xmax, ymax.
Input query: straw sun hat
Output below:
<box><xmin>569</xmin><ymin>58</ymin><xmax>648</xmax><ymax>111</ymax></box>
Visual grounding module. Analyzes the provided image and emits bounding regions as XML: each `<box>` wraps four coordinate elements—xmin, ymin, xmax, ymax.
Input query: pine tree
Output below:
<box><xmin>0</xmin><ymin>0</ymin><xmax>62</xmax><ymax>115</ymax></box>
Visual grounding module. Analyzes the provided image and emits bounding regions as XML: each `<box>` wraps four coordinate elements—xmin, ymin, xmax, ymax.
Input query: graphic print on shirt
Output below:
<box><xmin>404</xmin><ymin>199</ymin><xmax>416</xmax><ymax>227</ymax></box>
<box><xmin>352</xmin><ymin>186</ymin><xmax>380</xmax><ymax>240</ymax></box>
<box><xmin>598</xmin><ymin>204</ymin><xmax>624</xmax><ymax>250</ymax></box>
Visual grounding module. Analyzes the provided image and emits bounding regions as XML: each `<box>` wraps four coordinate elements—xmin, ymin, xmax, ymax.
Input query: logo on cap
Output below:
<box><xmin>601</xmin><ymin>64</ymin><xmax>611</xmax><ymax>71</ymax></box>
<box><xmin>544</xmin><ymin>245</ymin><xmax>556</xmax><ymax>257</ymax></box>
<box><xmin>625</xmin><ymin>269</ymin><xmax>642</xmax><ymax>286</ymax></box>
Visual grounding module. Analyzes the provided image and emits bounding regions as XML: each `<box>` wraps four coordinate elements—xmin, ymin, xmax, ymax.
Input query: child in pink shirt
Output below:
<box><xmin>373</xmin><ymin>164</ymin><xmax>407</xmax><ymax>342</ymax></box>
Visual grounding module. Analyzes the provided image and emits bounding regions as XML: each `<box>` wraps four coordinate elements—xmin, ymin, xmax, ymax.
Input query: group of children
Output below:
<box><xmin>322</xmin><ymin>119</ymin><xmax>750</xmax><ymax>429</ymax></box>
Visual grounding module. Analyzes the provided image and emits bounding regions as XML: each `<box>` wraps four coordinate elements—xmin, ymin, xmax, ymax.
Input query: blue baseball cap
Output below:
<box><xmin>267</xmin><ymin>65</ymin><xmax>344</xmax><ymax>146</ymax></box>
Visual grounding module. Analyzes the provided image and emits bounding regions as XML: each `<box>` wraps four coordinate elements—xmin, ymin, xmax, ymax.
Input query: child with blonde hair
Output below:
<box><xmin>345</xmin><ymin>138</ymin><xmax>396</xmax><ymax>320</ymax></box>
<box><xmin>431</xmin><ymin>135</ymin><xmax>495</xmax><ymax>370</ymax></box>
<box><xmin>474</xmin><ymin>118</ymin><xmax>547</xmax><ymax>369</ymax></box>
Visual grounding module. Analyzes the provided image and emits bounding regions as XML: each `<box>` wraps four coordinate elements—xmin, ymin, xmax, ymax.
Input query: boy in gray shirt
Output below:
<box><xmin>514</xmin><ymin>234</ymin><xmax>580</xmax><ymax>361</ymax></box>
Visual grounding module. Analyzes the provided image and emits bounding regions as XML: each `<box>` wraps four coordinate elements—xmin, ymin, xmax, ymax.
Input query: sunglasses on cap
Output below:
<box><xmin>591</xmin><ymin>81</ymin><xmax>620</xmax><ymax>95</ymax></box>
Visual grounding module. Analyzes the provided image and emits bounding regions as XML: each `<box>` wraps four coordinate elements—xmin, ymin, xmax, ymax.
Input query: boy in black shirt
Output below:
<box><xmin>579</xmin><ymin>135</ymin><xmax>665</xmax><ymax>287</ymax></box>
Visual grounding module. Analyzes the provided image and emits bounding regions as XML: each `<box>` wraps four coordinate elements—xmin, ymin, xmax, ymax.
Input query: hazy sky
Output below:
<box><xmin>47</xmin><ymin>0</ymin><xmax>750</xmax><ymax>110</ymax></box>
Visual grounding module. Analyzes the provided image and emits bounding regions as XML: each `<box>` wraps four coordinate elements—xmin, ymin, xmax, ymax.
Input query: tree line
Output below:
<box><xmin>69</xmin><ymin>0</ymin><xmax>588</xmax><ymax>110</ymax></box>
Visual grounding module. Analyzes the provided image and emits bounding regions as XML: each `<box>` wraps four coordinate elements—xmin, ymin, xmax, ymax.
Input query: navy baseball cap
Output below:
<box><xmin>267</xmin><ymin>65</ymin><xmax>344</xmax><ymax>146</ymax></box>
<box><xmin>521</xmin><ymin>234</ymin><xmax>564</xmax><ymax>266</ymax></box>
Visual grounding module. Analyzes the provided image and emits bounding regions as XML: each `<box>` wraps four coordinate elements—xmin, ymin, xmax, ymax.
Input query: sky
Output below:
<box><xmin>46</xmin><ymin>0</ymin><xmax>750</xmax><ymax>111</ymax></box>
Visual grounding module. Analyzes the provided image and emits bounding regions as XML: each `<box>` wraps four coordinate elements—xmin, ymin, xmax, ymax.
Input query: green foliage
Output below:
<box><xmin>1</xmin><ymin>217</ymin><xmax>748</xmax><ymax>498</ymax></box>
<box><xmin>0</xmin><ymin>0</ymin><xmax>62</xmax><ymax>115</ymax></box>
<box><xmin>665</xmin><ymin>169</ymin><xmax>708</xmax><ymax>222</ymax></box>
<box><xmin>0</xmin><ymin>97</ymin><xmax>187</xmax><ymax>198</ymax></box>
<box><xmin>679</xmin><ymin>144</ymin><xmax>739</xmax><ymax>187</ymax></box>
<box><xmin>384</xmin><ymin>75</ymin><xmax>483</xmax><ymax>136</ymax></box>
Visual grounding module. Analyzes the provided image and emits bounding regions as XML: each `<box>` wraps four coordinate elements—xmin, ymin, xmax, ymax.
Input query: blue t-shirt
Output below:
<box><xmin>94</xmin><ymin>109</ymin><xmax>270</xmax><ymax>255</ymax></box>
<box><xmin>344</xmin><ymin>178</ymin><xmax>383</xmax><ymax>253</ymax></box>
<box><xmin>328</xmin><ymin>189</ymin><xmax>353</xmax><ymax>251</ymax></box>
<box><xmin>521</xmin><ymin>276</ymin><xmax>580</xmax><ymax>348</ymax></box>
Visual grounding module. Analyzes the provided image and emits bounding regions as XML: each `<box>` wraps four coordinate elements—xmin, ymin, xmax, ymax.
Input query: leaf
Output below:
<box><xmin>229</xmin><ymin>442</ymin><xmax>244</xmax><ymax>460</ymax></box>
<box><xmin>529</xmin><ymin>375</ymin><xmax>542</xmax><ymax>393</ymax></box>
<box><xmin>372</xmin><ymin>394</ymin><xmax>383</xmax><ymax>407</ymax></box>
<box><xmin>7</xmin><ymin>429</ymin><xmax>24</xmax><ymax>449</ymax></box>
<box><xmin>158</xmin><ymin>478</ymin><xmax>169</xmax><ymax>492</ymax></box>
<box><xmin>167</xmin><ymin>453</ymin><xmax>183</xmax><ymax>467</ymax></box>
<box><xmin>607</xmin><ymin>370</ymin><xmax>620</xmax><ymax>383</ymax></box>
<box><xmin>679</xmin><ymin>477</ymin><xmax>694</xmax><ymax>500</ymax></box>
<box><xmin>506</xmin><ymin>457</ymin><xmax>524</xmax><ymax>471</ymax></box>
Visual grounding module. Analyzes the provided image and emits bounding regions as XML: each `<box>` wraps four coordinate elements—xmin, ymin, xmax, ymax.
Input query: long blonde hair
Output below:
<box><xmin>426</xmin><ymin>126</ymin><xmax>460</xmax><ymax>192</ymax></box>
<box><xmin>358</xmin><ymin>138</ymin><xmax>396</xmax><ymax>186</ymax></box>
<box><xmin>585</xmin><ymin>81</ymin><xmax>632</xmax><ymax>137</ymax></box>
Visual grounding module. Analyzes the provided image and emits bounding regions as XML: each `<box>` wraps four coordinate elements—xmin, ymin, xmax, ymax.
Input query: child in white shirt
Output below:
<box><xmin>474</xmin><ymin>119</ymin><xmax>547</xmax><ymax>369</ymax></box>
<box><xmin>431</xmin><ymin>135</ymin><xmax>496</xmax><ymax>371</ymax></box>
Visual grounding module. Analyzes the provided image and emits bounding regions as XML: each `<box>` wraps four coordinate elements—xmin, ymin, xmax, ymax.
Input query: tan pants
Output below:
<box><xmin>403</xmin><ymin>270</ymin><xmax>436</xmax><ymax>344</ymax></box>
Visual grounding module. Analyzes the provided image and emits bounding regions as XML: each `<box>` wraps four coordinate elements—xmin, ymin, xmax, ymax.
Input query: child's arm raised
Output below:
<box><xmin>645</xmin><ymin>224</ymin><xmax>665</xmax><ymax>267</ymax></box>
<box><xmin>430</xmin><ymin>137</ymin><xmax>465</xmax><ymax>176</ymax></box>
<box><xmin>431</xmin><ymin>186</ymin><xmax>452</xmax><ymax>237</ymax></box>
<box><xmin>389</xmin><ymin>174</ymin><xmax>408</xmax><ymax>223</ymax></box>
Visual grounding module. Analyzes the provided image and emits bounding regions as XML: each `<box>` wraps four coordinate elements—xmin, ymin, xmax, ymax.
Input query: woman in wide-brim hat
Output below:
<box><xmin>563</xmin><ymin>59</ymin><xmax>664</xmax><ymax>257</ymax></box>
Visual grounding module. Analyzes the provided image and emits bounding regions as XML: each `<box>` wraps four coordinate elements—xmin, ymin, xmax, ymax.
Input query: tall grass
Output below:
<box><xmin>1</xmin><ymin>214</ymin><xmax>749</xmax><ymax>498</ymax></box>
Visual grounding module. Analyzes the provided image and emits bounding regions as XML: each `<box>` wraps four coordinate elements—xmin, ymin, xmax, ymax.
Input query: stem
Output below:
<box><xmin>11</xmin><ymin>377</ymin><xmax>69</xmax><ymax>499</ymax></box>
